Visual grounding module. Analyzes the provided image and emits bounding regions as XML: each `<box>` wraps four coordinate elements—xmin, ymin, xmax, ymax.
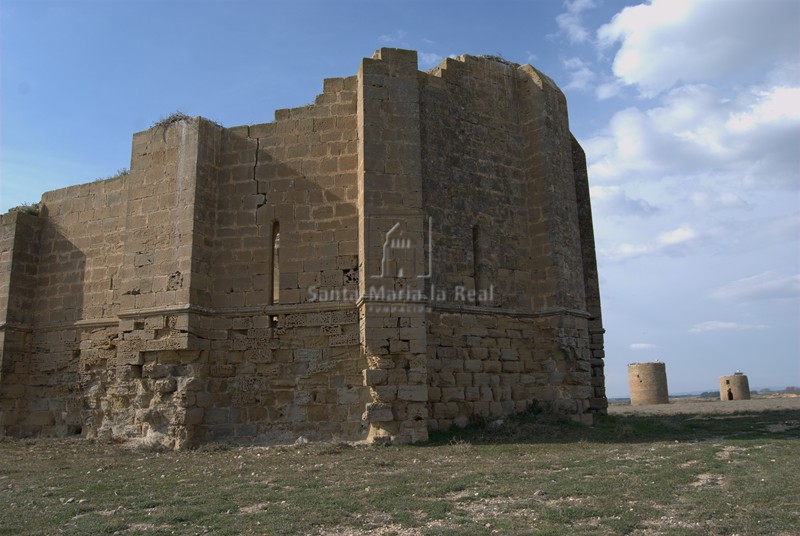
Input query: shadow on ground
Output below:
<box><xmin>426</xmin><ymin>404</ymin><xmax>800</xmax><ymax>446</ymax></box>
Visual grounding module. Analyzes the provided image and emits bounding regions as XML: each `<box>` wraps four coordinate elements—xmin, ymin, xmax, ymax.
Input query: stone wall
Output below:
<box><xmin>0</xmin><ymin>48</ymin><xmax>606</xmax><ymax>447</ymax></box>
<box><xmin>0</xmin><ymin>210</ymin><xmax>43</xmax><ymax>434</ymax></box>
<box><xmin>0</xmin><ymin>178</ymin><xmax>128</xmax><ymax>437</ymax></box>
<box><xmin>416</xmin><ymin>54</ymin><xmax>602</xmax><ymax>426</ymax></box>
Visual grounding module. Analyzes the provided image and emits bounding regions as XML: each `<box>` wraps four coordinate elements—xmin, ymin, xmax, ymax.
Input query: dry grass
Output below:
<box><xmin>151</xmin><ymin>111</ymin><xmax>192</xmax><ymax>129</ymax></box>
<box><xmin>5</xmin><ymin>203</ymin><xmax>39</xmax><ymax>216</ymax></box>
<box><xmin>1</xmin><ymin>407</ymin><xmax>798</xmax><ymax>535</ymax></box>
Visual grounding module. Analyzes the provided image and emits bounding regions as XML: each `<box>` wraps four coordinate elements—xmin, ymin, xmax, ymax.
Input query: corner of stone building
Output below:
<box><xmin>517</xmin><ymin>63</ymin><xmax>566</xmax><ymax>104</ymax></box>
<box><xmin>357</xmin><ymin>47</ymin><xmax>429</xmax><ymax>445</ymax></box>
<box><xmin>570</xmin><ymin>134</ymin><xmax>607</xmax><ymax>415</ymax></box>
<box><xmin>103</xmin><ymin>112</ymin><xmax>225</xmax><ymax>449</ymax></box>
<box><xmin>371</xmin><ymin>47</ymin><xmax>419</xmax><ymax>65</ymax></box>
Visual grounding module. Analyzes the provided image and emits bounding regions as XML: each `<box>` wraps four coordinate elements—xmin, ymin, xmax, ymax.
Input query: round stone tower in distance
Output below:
<box><xmin>628</xmin><ymin>362</ymin><xmax>669</xmax><ymax>405</ymax></box>
<box><xmin>719</xmin><ymin>371</ymin><xmax>751</xmax><ymax>401</ymax></box>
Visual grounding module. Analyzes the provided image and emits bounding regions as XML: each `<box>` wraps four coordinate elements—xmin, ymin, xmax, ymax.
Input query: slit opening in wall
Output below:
<box><xmin>271</xmin><ymin>221</ymin><xmax>280</xmax><ymax>305</ymax></box>
<box><xmin>472</xmin><ymin>225</ymin><xmax>480</xmax><ymax>306</ymax></box>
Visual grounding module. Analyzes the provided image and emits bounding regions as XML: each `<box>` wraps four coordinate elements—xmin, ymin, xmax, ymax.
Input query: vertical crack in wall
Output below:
<box><xmin>253</xmin><ymin>136</ymin><xmax>267</xmax><ymax>223</ymax></box>
<box><xmin>252</xmin><ymin>136</ymin><xmax>260</xmax><ymax>188</ymax></box>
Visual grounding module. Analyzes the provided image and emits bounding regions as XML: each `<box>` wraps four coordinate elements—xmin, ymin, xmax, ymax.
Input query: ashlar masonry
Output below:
<box><xmin>0</xmin><ymin>49</ymin><xmax>606</xmax><ymax>447</ymax></box>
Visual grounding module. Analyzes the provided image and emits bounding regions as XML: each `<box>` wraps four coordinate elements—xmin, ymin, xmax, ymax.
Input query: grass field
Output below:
<box><xmin>1</xmin><ymin>403</ymin><xmax>798</xmax><ymax>535</ymax></box>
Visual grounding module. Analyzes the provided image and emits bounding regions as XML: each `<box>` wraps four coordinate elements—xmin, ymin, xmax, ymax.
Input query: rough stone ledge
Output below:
<box><xmin>429</xmin><ymin>304</ymin><xmax>591</xmax><ymax>319</ymax></box>
<box><xmin>0</xmin><ymin>323</ymin><xmax>33</xmax><ymax>333</ymax></box>
<box><xmin>118</xmin><ymin>301</ymin><xmax>357</xmax><ymax>319</ymax></box>
<box><xmin>74</xmin><ymin>318</ymin><xmax>119</xmax><ymax>329</ymax></box>
<box><xmin>1</xmin><ymin>319</ymin><xmax>116</xmax><ymax>333</ymax></box>
<box><xmin>118</xmin><ymin>304</ymin><xmax>199</xmax><ymax>318</ymax></box>
<box><xmin>356</xmin><ymin>296</ymin><xmax>428</xmax><ymax>307</ymax></box>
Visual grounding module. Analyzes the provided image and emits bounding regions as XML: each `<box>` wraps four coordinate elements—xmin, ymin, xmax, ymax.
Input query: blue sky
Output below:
<box><xmin>1</xmin><ymin>0</ymin><xmax>798</xmax><ymax>397</ymax></box>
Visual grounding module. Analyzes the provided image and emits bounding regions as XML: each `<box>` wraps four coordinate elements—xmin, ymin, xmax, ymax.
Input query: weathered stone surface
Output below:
<box><xmin>0</xmin><ymin>48</ymin><xmax>605</xmax><ymax>448</ymax></box>
<box><xmin>362</xmin><ymin>402</ymin><xmax>393</xmax><ymax>422</ymax></box>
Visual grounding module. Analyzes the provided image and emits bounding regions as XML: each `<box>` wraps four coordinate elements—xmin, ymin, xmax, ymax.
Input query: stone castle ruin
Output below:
<box><xmin>0</xmin><ymin>48</ymin><xmax>606</xmax><ymax>447</ymax></box>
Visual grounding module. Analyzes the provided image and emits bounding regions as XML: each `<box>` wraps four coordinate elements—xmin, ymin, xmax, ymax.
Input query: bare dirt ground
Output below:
<box><xmin>609</xmin><ymin>395</ymin><xmax>800</xmax><ymax>415</ymax></box>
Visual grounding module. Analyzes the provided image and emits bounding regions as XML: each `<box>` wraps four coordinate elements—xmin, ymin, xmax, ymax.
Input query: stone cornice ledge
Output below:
<box><xmin>6</xmin><ymin>303</ymin><xmax>591</xmax><ymax>332</ymax></box>
<box><xmin>429</xmin><ymin>304</ymin><xmax>591</xmax><ymax>319</ymax></box>
<box><xmin>352</xmin><ymin>298</ymin><xmax>591</xmax><ymax>319</ymax></box>
<box><xmin>0</xmin><ymin>322</ymin><xmax>32</xmax><ymax>332</ymax></box>
<box><xmin>118</xmin><ymin>301</ymin><xmax>357</xmax><ymax>319</ymax></box>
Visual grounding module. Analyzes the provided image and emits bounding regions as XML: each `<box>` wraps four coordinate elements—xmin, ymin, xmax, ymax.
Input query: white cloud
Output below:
<box><xmin>595</xmin><ymin>81</ymin><xmax>623</xmax><ymax>100</ymax></box>
<box><xmin>556</xmin><ymin>0</ymin><xmax>597</xmax><ymax>44</ymax></box>
<box><xmin>704</xmin><ymin>213</ymin><xmax>800</xmax><ymax>256</ymax></box>
<box><xmin>525</xmin><ymin>50</ymin><xmax>538</xmax><ymax>63</ymax></box>
<box><xmin>689</xmin><ymin>321</ymin><xmax>768</xmax><ymax>333</ymax></box>
<box><xmin>658</xmin><ymin>226</ymin><xmax>695</xmax><ymax>246</ymax></box>
<box><xmin>584</xmin><ymin>83</ymin><xmax>800</xmax><ymax>190</ymax></box>
<box><xmin>689</xmin><ymin>191</ymin><xmax>748</xmax><ymax>211</ymax></box>
<box><xmin>601</xmin><ymin>242</ymin><xmax>650</xmax><ymax>262</ymax></box>
<box><xmin>575</xmin><ymin>0</ymin><xmax>799</xmax><ymax>394</ymax></box>
<box><xmin>600</xmin><ymin>224</ymin><xmax>699</xmax><ymax>262</ymax></box>
<box><xmin>597</xmin><ymin>208</ymin><xmax>796</xmax><ymax>263</ymax></box>
<box><xmin>711</xmin><ymin>272</ymin><xmax>800</xmax><ymax>303</ymax></box>
<box><xmin>378</xmin><ymin>30</ymin><xmax>406</xmax><ymax>43</ymax></box>
<box><xmin>563</xmin><ymin>57</ymin><xmax>595</xmax><ymax>91</ymax></box>
<box><xmin>727</xmin><ymin>86</ymin><xmax>800</xmax><ymax>132</ymax></box>
<box><xmin>590</xmin><ymin>185</ymin><xmax>657</xmax><ymax>217</ymax></box>
<box><xmin>419</xmin><ymin>52</ymin><xmax>443</xmax><ymax>70</ymax></box>
<box><xmin>598</xmin><ymin>0</ymin><xmax>800</xmax><ymax>96</ymax></box>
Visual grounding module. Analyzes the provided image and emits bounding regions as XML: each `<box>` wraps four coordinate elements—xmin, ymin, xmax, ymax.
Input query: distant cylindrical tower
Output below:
<box><xmin>719</xmin><ymin>372</ymin><xmax>751</xmax><ymax>401</ymax></box>
<box><xmin>628</xmin><ymin>362</ymin><xmax>669</xmax><ymax>405</ymax></box>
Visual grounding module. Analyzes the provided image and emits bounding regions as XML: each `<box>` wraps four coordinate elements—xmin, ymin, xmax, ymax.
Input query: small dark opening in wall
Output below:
<box><xmin>69</xmin><ymin>425</ymin><xmax>82</xmax><ymax>436</ymax></box>
<box><xmin>130</xmin><ymin>364</ymin><xmax>143</xmax><ymax>378</ymax></box>
<box><xmin>727</xmin><ymin>389</ymin><xmax>733</xmax><ymax>400</ymax></box>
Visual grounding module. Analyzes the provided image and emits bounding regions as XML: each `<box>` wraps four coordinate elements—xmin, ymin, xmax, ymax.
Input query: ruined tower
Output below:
<box><xmin>720</xmin><ymin>372</ymin><xmax>750</xmax><ymax>401</ymax></box>
<box><xmin>0</xmin><ymin>49</ymin><xmax>606</xmax><ymax>447</ymax></box>
<box><xmin>628</xmin><ymin>362</ymin><xmax>669</xmax><ymax>405</ymax></box>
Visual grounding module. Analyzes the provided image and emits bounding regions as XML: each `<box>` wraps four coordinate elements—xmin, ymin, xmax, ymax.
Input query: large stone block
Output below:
<box><xmin>397</xmin><ymin>384</ymin><xmax>427</xmax><ymax>402</ymax></box>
